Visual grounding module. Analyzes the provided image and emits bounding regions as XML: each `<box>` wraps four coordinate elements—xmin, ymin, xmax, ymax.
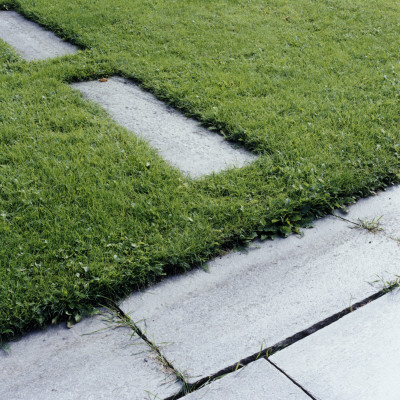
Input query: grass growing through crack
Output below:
<box><xmin>355</xmin><ymin>217</ymin><xmax>383</xmax><ymax>233</ymax></box>
<box><xmin>0</xmin><ymin>0</ymin><xmax>400</xmax><ymax>340</ymax></box>
<box><xmin>339</xmin><ymin>215</ymin><xmax>384</xmax><ymax>233</ymax></box>
<box><xmin>105</xmin><ymin>305</ymin><xmax>190</xmax><ymax>394</ymax></box>
<box><xmin>371</xmin><ymin>275</ymin><xmax>400</xmax><ymax>293</ymax></box>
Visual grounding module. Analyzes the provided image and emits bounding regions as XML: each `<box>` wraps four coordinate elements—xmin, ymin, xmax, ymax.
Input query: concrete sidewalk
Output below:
<box><xmin>2</xmin><ymin>185</ymin><xmax>400</xmax><ymax>399</ymax></box>
<box><xmin>1</xmin><ymin>10</ymin><xmax>400</xmax><ymax>399</ymax></box>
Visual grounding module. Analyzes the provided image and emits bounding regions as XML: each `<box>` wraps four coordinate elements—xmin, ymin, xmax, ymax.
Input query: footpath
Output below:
<box><xmin>1</xmin><ymin>11</ymin><xmax>400</xmax><ymax>399</ymax></box>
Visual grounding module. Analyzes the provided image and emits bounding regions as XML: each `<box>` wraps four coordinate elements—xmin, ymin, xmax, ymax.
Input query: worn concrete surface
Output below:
<box><xmin>270</xmin><ymin>291</ymin><xmax>400</xmax><ymax>400</ymax></box>
<box><xmin>0</xmin><ymin>312</ymin><xmax>180</xmax><ymax>400</ymax></box>
<box><xmin>71</xmin><ymin>77</ymin><xmax>257</xmax><ymax>177</ymax></box>
<box><xmin>183</xmin><ymin>359</ymin><xmax>310</xmax><ymax>400</ymax></box>
<box><xmin>335</xmin><ymin>185</ymin><xmax>400</xmax><ymax>240</ymax></box>
<box><xmin>120</xmin><ymin>215</ymin><xmax>400</xmax><ymax>382</ymax></box>
<box><xmin>0</xmin><ymin>11</ymin><xmax>77</xmax><ymax>61</ymax></box>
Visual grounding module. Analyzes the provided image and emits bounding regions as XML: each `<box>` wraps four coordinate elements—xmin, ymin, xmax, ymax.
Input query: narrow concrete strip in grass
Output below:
<box><xmin>71</xmin><ymin>77</ymin><xmax>257</xmax><ymax>178</ymax></box>
<box><xmin>0</xmin><ymin>11</ymin><xmax>77</xmax><ymax>60</ymax></box>
<box><xmin>174</xmin><ymin>359</ymin><xmax>311</xmax><ymax>400</ymax></box>
<box><xmin>0</xmin><ymin>310</ymin><xmax>180</xmax><ymax>400</ymax></box>
<box><xmin>270</xmin><ymin>290</ymin><xmax>400</xmax><ymax>400</ymax></box>
<box><xmin>334</xmin><ymin>185</ymin><xmax>400</xmax><ymax>243</ymax></box>
<box><xmin>119</xmin><ymin>213</ymin><xmax>400</xmax><ymax>383</ymax></box>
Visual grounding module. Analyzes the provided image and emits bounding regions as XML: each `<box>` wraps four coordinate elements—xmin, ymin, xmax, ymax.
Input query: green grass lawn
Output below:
<box><xmin>1</xmin><ymin>0</ymin><xmax>400</xmax><ymax>342</ymax></box>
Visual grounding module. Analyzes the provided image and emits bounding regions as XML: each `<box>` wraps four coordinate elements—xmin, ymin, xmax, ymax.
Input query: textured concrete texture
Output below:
<box><xmin>335</xmin><ymin>185</ymin><xmax>400</xmax><ymax>239</ymax></box>
<box><xmin>0</xmin><ymin>313</ymin><xmax>180</xmax><ymax>400</ymax></box>
<box><xmin>184</xmin><ymin>359</ymin><xmax>310</xmax><ymax>400</ymax></box>
<box><xmin>120</xmin><ymin>215</ymin><xmax>400</xmax><ymax>382</ymax></box>
<box><xmin>71</xmin><ymin>77</ymin><xmax>257</xmax><ymax>177</ymax></box>
<box><xmin>270</xmin><ymin>291</ymin><xmax>400</xmax><ymax>400</ymax></box>
<box><xmin>0</xmin><ymin>11</ymin><xmax>77</xmax><ymax>60</ymax></box>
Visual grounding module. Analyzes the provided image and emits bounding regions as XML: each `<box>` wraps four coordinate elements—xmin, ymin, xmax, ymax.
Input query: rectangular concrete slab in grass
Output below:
<box><xmin>270</xmin><ymin>291</ymin><xmax>400</xmax><ymax>400</ymax></box>
<box><xmin>184</xmin><ymin>359</ymin><xmax>310</xmax><ymax>400</ymax></box>
<box><xmin>0</xmin><ymin>313</ymin><xmax>180</xmax><ymax>400</ymax></box>
<box><xmin>71</xmin><ymin>77</ymin><xmax>257</xmax><ymax>178</ymax></box>
<box><xmin>120</xmin><ymin>215</ymin><xmax>400</xmax><ymax>383</ymax></box>
<box><xmin>0</xmin><ymin>11</ymin><xmax>77</xmax><ymax>61</ymax></box>
<box><xmin>335</xmin><ymin>184</ymin><xmax>400</xmax><ymax>240</ymax></box>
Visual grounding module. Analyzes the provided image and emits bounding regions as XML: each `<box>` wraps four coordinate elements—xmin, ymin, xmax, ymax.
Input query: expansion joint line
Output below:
<box><xmin>108</xmin><ymin>303</ymin><xmax>190</xmax><ymax>395</ymax></box>
<box><xmin>163</xmin><ymin>286</ymin><xmax>397</xmax><ymax>399</ymax></box>
<box><xmin>267</xmin><ymin>359</ymin><xmax>318</xmax><ymax>400</ymax></box>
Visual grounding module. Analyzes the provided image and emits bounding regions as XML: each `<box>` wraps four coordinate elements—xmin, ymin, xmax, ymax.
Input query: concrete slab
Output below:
<box><xmin>0</xmin><ymin>313</ymin><xmax>180</xmax><ymax>400</ymax></box>
<box><xmin>183</xmin><ymin>359</ymin><xmax>310</xmax><ymax>400</ymax></box>
<box><xmin>0</xmin><ymin>11</ymin><xmax>77</xmax><ymax>61</ymax></box>
<box><xmin>270</xmin><ymin>291</ymin><xmax>400</xmax><ymax>400</ymax></box>
<box><xmin>71</xmin><ymin>77</ymin><xmax>256</xmax><ymax>178</ymax></box>
<box><xmin>335</xmin><ymin>185</ymin><xmax>400</xmax><ymax>240</ymax></box>
<box><xmin>120</xmin><ymin>216</ymin><xmax>400</xmax><ymax>382</ymax></box>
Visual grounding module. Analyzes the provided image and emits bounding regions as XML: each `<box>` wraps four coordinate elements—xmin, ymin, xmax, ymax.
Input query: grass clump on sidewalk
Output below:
<box><xmin>1</xmin><ymin>0</ymin><xmax>400</xmax><ymax>341</ymax></box>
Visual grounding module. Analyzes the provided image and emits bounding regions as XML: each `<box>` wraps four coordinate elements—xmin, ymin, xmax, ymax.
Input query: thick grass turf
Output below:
<box><xmin>1</xmin><ymin>0</ymin><xmax>400</xmax><ymax>341</ymax></box>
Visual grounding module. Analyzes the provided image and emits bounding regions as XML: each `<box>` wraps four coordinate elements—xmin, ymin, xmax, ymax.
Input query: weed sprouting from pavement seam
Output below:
<box><xmin>334</xmin><ymin>213</ymin><xmax>400</xmax><ymax>245</ymax></box>
<box><xmin>335</xmin><ymin>214</ymin><xmax>383</xmax><ymax>233</ymax></box>
<box><xmin>370</xmin><ymin>275</ymin><xmax>400</xmax><ymax>293</ymax></box>
<box><xmin>104</xmin><ymin>303</ymin><xmax>191</xmax><ymax>396</ymax></box>
<box><xmin>334</xmin><ymin>214</ymin><xmax>385</xmax><ymax>234</ymax></box>
<box><xmin>354</xmin><ymin>217</ymin><xmax>383</xmax><ymax>233</ymax></box>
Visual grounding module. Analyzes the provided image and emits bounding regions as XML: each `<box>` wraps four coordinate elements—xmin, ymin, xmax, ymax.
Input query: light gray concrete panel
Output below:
<box><xmin>335</xmin><ymin>185</ymin><xmax>400</xmax><ymax>240</ymax></box>
<box><xmin>183</xmin><ymin>359</ymin><xmax>310</xmax><ymax>400</ymax></box>
<box><xmin>270</xmin><ymin>291</ymin><xmax>400</xmax><ymax>400</ymax></box>
<box><xmin>120</xmin><ymin>216</ymin><xmax>400</xmax><ymax>382</ymax></box>
<box><xmin>71</xmin><ymin>77</ymin><xmax>256</xmax><ymax>178</ymax></box>
<box><xmin>0</xmin><ymin>313</ymin><xmax>180</xmax><ymax>400</ymax></box>
<box><xmin>0</xmin><ymin>11</ymin><xmax>77</xmax><ymax>60</ymax></box>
